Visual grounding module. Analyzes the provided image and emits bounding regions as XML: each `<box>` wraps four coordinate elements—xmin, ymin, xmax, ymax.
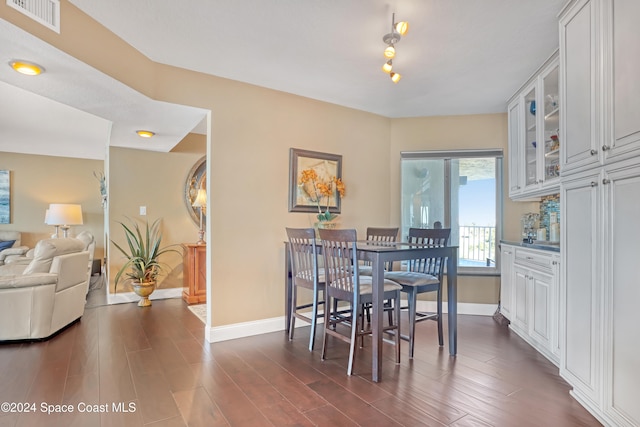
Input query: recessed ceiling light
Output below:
<box><xmin>136</xmin><ymin>130</ymin><xmax>155</xmax><ymax>138</ymax></box>
<box><xmin>9</xmin><ymin>60</ymin><xmax>45</xmax><ymax>76</ymax></box>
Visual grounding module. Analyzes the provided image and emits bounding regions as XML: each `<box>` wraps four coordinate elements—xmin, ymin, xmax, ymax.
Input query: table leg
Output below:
<box><xmin>371</xmin><ymin>253</ymin><xmax>384</xmax><ymax>382</ymax></box>
<box><xmin>447</xmin><ymin>249</ymin><xmax>458</xmax><ymax>356</ymax></box>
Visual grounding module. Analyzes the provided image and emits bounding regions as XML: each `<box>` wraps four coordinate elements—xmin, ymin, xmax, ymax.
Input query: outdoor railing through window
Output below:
<box><xmin>459</xmin><ymin>225</ymin><xmax>496</xmax><ymax>267</ymax></box>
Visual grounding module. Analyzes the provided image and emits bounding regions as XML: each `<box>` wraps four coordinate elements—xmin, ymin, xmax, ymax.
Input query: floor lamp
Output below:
<box><xmin>192</xmin><ymin>189</ymin><xmax>207</xmax><ymax>244</ymax></box>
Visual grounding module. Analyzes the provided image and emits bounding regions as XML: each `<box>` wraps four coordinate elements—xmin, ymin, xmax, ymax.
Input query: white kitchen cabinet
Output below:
<box><xmin>507</xmin><ymin>52</ymin><xmax>560</xmax><ymax>200</ymax></box>
<box><xmin>607</xmin><ymin>0</ymin><xmax>640</xmax><ymax>163</ymax></box>
<box><xmin>602</xmin><ymin>160</ymin><xmax>640</xmax><ymax>427</ymax></box>
<box><xmin>560</xmin><ymin>171</ymin><xmax>603</xmax><ymax>411</ymax></box>
<box><xmin>559</xmin><ymin>0</ymin><xmax>640</xmax><ymax>425</ymax></box>
<box><xmin>507</xmin><ymin>100</ymin><xmax>523</xmax><ymax>197</ymax></box>
<box><xmin>499</xmin><ymin>245</ymin><xmax>514</xmax><ymax>320</ymax></box>
<box><xmin>560</xmin><ymin>0</ymin><xmax>640</xmax><ymax>176</ymax></box>
<box><xmin>560</xmin><ymin>161</ymin><xmax>640</xmax><ymax>427</ymax></box>
<box><xmin>559</xmin><ymin>0</ymin><xmax>601</xmax><ymax>174</ymax></box>
<box><xmin>501</xmin><ymin>244</ymin><xmax>560</xmax><ymax>366</ymax></box>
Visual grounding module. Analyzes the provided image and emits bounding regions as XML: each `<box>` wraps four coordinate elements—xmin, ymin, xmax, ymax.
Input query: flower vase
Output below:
<box><xmin>314</xmin><ymin>219</ymin><xmax>338</xmax><ymax>237</ymax></box>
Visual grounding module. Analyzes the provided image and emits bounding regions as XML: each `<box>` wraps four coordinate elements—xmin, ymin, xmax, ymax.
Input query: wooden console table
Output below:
<box><xmin>182</xmin><ymin>243</ymin><xmax>206</xmax><ymax>304</ymax></box>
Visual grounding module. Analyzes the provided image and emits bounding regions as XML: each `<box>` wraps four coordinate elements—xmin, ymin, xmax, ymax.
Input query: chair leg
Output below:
<box><xmin>308</xmin><ymin>288</ymin><xmax>319</xmax><ymax>351</ymax></box>
<box><xmin>289</xmin><ymin>286</ymin><xmax>297</xmax><ymax>341</ymax></box>
<box><xmin>321</xmin><ymin>296</ymin><xmax>331</xmax><ymax>361</ymax></box>
<box><xmin>436</xmin><ymin>287</ymin><xmax>444</xmax><ymax>347</ymax></box>
<box><xmin>394</xmin><ymin>292</ymin><xmax>401</xmax><ymax>363</ymax></box>
<box><xmin>347</xmin><ymin>302</ymin><xmax>360</xmax><ymax>376</ymax></box>
<box><xmin>408</xmin><ymin>289</ymin><xmax>418</xmax><ymax>358</ymax></box>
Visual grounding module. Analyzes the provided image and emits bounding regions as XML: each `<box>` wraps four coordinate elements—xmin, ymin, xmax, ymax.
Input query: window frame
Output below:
<box><xmin>400</xmin><ymin>149</ymin><xmax>504</xmax><ymax>276</ymax></box>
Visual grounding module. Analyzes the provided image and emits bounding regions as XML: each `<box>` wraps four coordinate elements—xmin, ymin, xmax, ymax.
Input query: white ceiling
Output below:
<box><xmin>0</xmin><ymin>0</ymin><xmax>567</xmax><ymax>160</ymax></box>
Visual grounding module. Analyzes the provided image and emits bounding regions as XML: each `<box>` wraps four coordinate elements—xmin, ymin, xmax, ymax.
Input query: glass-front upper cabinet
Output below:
<box><xmin>524</xmin><ymin>86</ymin><xmax>538</xmax><ymax>188</ymax></box>
<box><xmin>542</xmin><ymin>66</ymin><xmax>560</xmax><ymax>182</ymax></box>
<box><xmin>507</xmin><ymin>50</ymin><xmax>560</xmax><ymax>199</ymax></box>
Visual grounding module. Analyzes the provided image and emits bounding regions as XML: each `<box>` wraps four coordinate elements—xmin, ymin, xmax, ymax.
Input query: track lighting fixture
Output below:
<box><xmin>382</xmin><ymin>60</ymin><xmax>393</xmax><ymax>74</ymax></box>
<box><xmin>381</xmin><ymin>13</ymin><xmax>408</xmax><ymax>83</ymax></box>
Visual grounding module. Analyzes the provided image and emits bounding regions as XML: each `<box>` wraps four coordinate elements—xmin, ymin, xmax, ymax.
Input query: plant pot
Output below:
<box><xmin>314</xmin><ymin>220</ymin><xmax>339</xmax><ymax>237</ymax></box>
<box><xmin>132</xmin><ymin>280</ymin><xmax>156</xmax><ymax>307</ymax></box>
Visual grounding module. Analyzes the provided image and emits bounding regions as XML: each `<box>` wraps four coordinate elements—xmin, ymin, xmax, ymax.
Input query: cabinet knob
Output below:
<box><xmin>602</xmin><ymin>178</ymin><xmax>611</xmax><ymax>185</ymax></box>
<box><xmin>590</xmin><ymin>149</ymin><xmax>597</xmax><ymax>155</ymax></box>
<box><xmin>602</xmin><ymin>145</ymin><xmax>610</xmax><ymax>151</ymax></box>
<box><xmin>590</xmin><ymin>181</ymin><xmax>598</xmax><ymax>187</ymax></box>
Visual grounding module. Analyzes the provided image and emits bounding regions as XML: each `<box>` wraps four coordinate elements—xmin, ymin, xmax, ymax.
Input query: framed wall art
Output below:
<box><xmin>288</xmin><ymin>148</ymin><xmax>342</xmax><ymax>214</ymax></box>
<box><xmin>0</xmin><ymin>170</ymin><xmax>10</xmax><ymax>224</ymax></box>
<box><xmin>185</xmin><ymin>156</ymin><xmax>207</xmax><ymax>226</ymax></box>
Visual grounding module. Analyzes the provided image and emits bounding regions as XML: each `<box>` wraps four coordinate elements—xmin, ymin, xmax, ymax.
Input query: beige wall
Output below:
<box><xmin>1</xmin><ymin>2</ymin><xmax>539</xmax><ymax>325</ymax></box>
<box><xmin>107</xmin><ymin>142</ymin><xmax>204</xmax><ymax>293</ymax></box>
<box><xmin>0</xmin><ymin>152</ymin><xmax>105</xmax><ymax>258</ymax></box>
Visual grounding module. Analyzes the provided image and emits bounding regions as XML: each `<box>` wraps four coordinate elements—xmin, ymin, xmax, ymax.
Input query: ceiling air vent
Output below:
<box><xmin>6</xmin><ymin>0</ymin><xmax>60</xmax><ymax>33</ymax></box>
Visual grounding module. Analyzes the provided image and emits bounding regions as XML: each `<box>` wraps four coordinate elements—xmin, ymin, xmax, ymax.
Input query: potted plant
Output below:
<box><xmin>112</xmin><ymin>217</ymin><xmax>180</xmax><ymax>307</ymax></box>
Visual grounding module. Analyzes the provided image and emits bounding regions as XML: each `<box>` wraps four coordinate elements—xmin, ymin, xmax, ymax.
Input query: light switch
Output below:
<box><xmin>140</xmin><ymin>206</ymin><xmax>147</xmax><ymax>216</ymax></box>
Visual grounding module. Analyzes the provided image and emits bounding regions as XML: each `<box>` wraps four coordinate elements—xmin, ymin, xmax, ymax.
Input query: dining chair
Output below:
<box><xmin>384</xmin><ymin>227</ymin><xmax>451</xmax><ymax>358</ymax></box>
<box><xmin>286</xmin><ymin>227</ymin><xmax>325</xmax><ymax>351</ymax></box>
<box><xmin>359</xmin><ymin>227</ymin><xmax>399</xmax><ymax>323</ymax></box>
<box><xmin>318</xmin><ymin>228</ymin><xmax>401</xmax><ymax>376</ymax></box>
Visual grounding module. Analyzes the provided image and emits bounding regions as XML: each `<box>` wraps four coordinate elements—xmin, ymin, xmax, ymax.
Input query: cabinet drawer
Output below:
<box><xmin>514</xmin><ymin>248</ymin><xmax>553</xmax><ymax>271</ymax></box>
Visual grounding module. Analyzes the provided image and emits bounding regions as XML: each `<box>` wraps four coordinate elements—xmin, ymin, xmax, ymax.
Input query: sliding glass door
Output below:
<box><xmin>400</xmin><ymin>150</ymin><xmax>503</xmax><ymax>274</ymax></box>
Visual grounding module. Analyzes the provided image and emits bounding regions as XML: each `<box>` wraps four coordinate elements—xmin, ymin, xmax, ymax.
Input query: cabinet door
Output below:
<box><xmin>500</xmin><ymin>246</ymin><xmax>514</xmax><ymax>320</ymax></box>
<box><xmin>603</xmin><ymin>164</ymin><xmax>640</xmax><ymax>426</ymax></box>
<box><xmin>541</xmin><ymin>63</ymin><xmax>560</xmax><ymax>185</ymax></box>
<box><xmin>513</xmin><ymin>265</ymin><xmax>529</xmax><ymax>333</ymax></box>
<box><xmin>508</xmin><ymin>99</ymin><xmax>522</xmax><ymax>197</ymax></box>
<box><xmin>551</xmin><ymin>255</ymin><xmax>562</xmax><ymax>360</ymax></box>
<box><xmin>529</xmin><ymin>268</ymin><xmax>553</xmax><ymax>350</ymax></box>
<box><xmin>608</xmin><ymin>0</ymin><xmax>640</xmax><ymax>161</ymax></box>
<box><xmin>560</xmin><ymin>172</ymin><xmax>602</xmax><ymax>406</ymax></box>
<box><xmin>523</xmin><ymin>85</ymin><xmax>539</xmax><ymax>191</ymax></box>
<box><xmin>560</xmin><ymin>0</ymin><xmax>601</xmax><ymax>174</ymax></box>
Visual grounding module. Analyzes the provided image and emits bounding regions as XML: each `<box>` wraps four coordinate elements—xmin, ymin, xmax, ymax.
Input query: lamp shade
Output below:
<box><xmin>192</xmin><ymin>189</ymin><xmax>207</xmax><ymax>208</ymax></box>
<box><xmin>383</xmin><ymin>45</ymin><xmax>396</xmax><ymax>59</ymax></box>
<box><xmin>46</xmin><ymin>204</ymin><xmax>83</xmax><ymax>225</ymax></box>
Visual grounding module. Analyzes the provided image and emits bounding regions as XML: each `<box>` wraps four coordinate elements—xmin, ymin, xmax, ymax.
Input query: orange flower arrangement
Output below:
<box><xmin>298</xmin><ymin>168</ymin><xmax>346</xmax><ymax>222</ymax></box>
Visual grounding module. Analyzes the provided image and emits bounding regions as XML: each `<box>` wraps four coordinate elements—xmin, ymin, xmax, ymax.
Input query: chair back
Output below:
<box><xmin>319</xmin><ymin>228</ymin><xmax>359</xmax><ymax>302</ymax></box>
<box><xmin>406</xmin><ymin>228</ymin><xmax>451</xmax><ymax>277</ymax></box>
<box><xmin>365</xmin><ymin>227</ymin><xmax>398</xmax><ymax>242</ymax></box>
<box><xmin>286</xmin><ymin>228</ymin><xmax>320</xmax><ymax>290</ymax></box>
<box><xmin>364</xmin><ymin>227</ymin><xmax>398</xmax><ymax>269</ymax></box>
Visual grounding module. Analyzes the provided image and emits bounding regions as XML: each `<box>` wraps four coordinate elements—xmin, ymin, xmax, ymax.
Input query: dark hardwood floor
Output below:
<box><xmin>0</xmin><ymin>298</ymin><xmax>601</xmax><ymax>427</ymax></box>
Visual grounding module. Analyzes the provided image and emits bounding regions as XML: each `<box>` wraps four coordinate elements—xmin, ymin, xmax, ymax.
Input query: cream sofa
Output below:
<box><xmin>0</xmin><ymin>231</ymin><xmax>29</xmax><ymax>266</ymax></box>
<box><xmin>0</xmin><ymin>238</ymin><xmax>89</xmax><ymax>341</ymax></box>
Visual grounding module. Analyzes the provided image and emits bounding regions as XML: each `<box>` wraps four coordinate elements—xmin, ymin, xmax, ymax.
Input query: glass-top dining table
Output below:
<box><xmin>284</xmin><ymin>240</ymin><xmax>458</xmax><ymax>382</ymax></box>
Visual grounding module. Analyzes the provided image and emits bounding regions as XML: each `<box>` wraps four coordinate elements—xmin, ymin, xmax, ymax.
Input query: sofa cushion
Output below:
<box><xmin>0</xmin><ymin>240</ymin><xmax>16</xmax><ymax>251</ymax></box>
<box><xmin>23</xmin><ymin>238</ymin><xmax>85</xmax><ymax>275</ymax></box>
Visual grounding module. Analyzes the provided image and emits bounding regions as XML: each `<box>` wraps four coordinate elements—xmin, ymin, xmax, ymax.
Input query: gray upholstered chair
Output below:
<box><xmin>359</xmin><ymin>227</ymin><xmax>399</xmax><ymax>323</ymax></box>
<box><xmin>0</xmin><ymin>231</ymin><xmax>29</xmax><ymax>266</ymax></box>
<box><xmin>384</xmin><ymin>227</ymin><xmax>451</xmax><ymax>357</ymax></box>
<box><xmin>286</xmin><ymin>227</ymin><xmax>325</xmax><ymax>351</ymax></box>
<box><xmin>319</xmin><ymin>228</ymin><xmax>401</xmax><ymax>375</ymax></box>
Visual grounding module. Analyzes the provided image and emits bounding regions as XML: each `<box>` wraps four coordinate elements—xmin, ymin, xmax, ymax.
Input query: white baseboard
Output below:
<box><xmin>205</xmin><ymin>301</ymin><xmax>498</xmax><ymax>343</ymax></box>
<box><xmin>106</xmin><ymin>287</ymin><xmax>182</xmax><ymax>305</ymax></box>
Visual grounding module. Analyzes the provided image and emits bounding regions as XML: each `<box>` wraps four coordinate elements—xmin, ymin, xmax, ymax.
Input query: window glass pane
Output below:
<box><xmin>400</xmin><ymin>158</ymin><xmax>445</xmax><ymax>240</ymax></box>
<box><xmin>453</xmin><ymin>158</ymin><xmax>497</xmax><ymax>268</ymax></box>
